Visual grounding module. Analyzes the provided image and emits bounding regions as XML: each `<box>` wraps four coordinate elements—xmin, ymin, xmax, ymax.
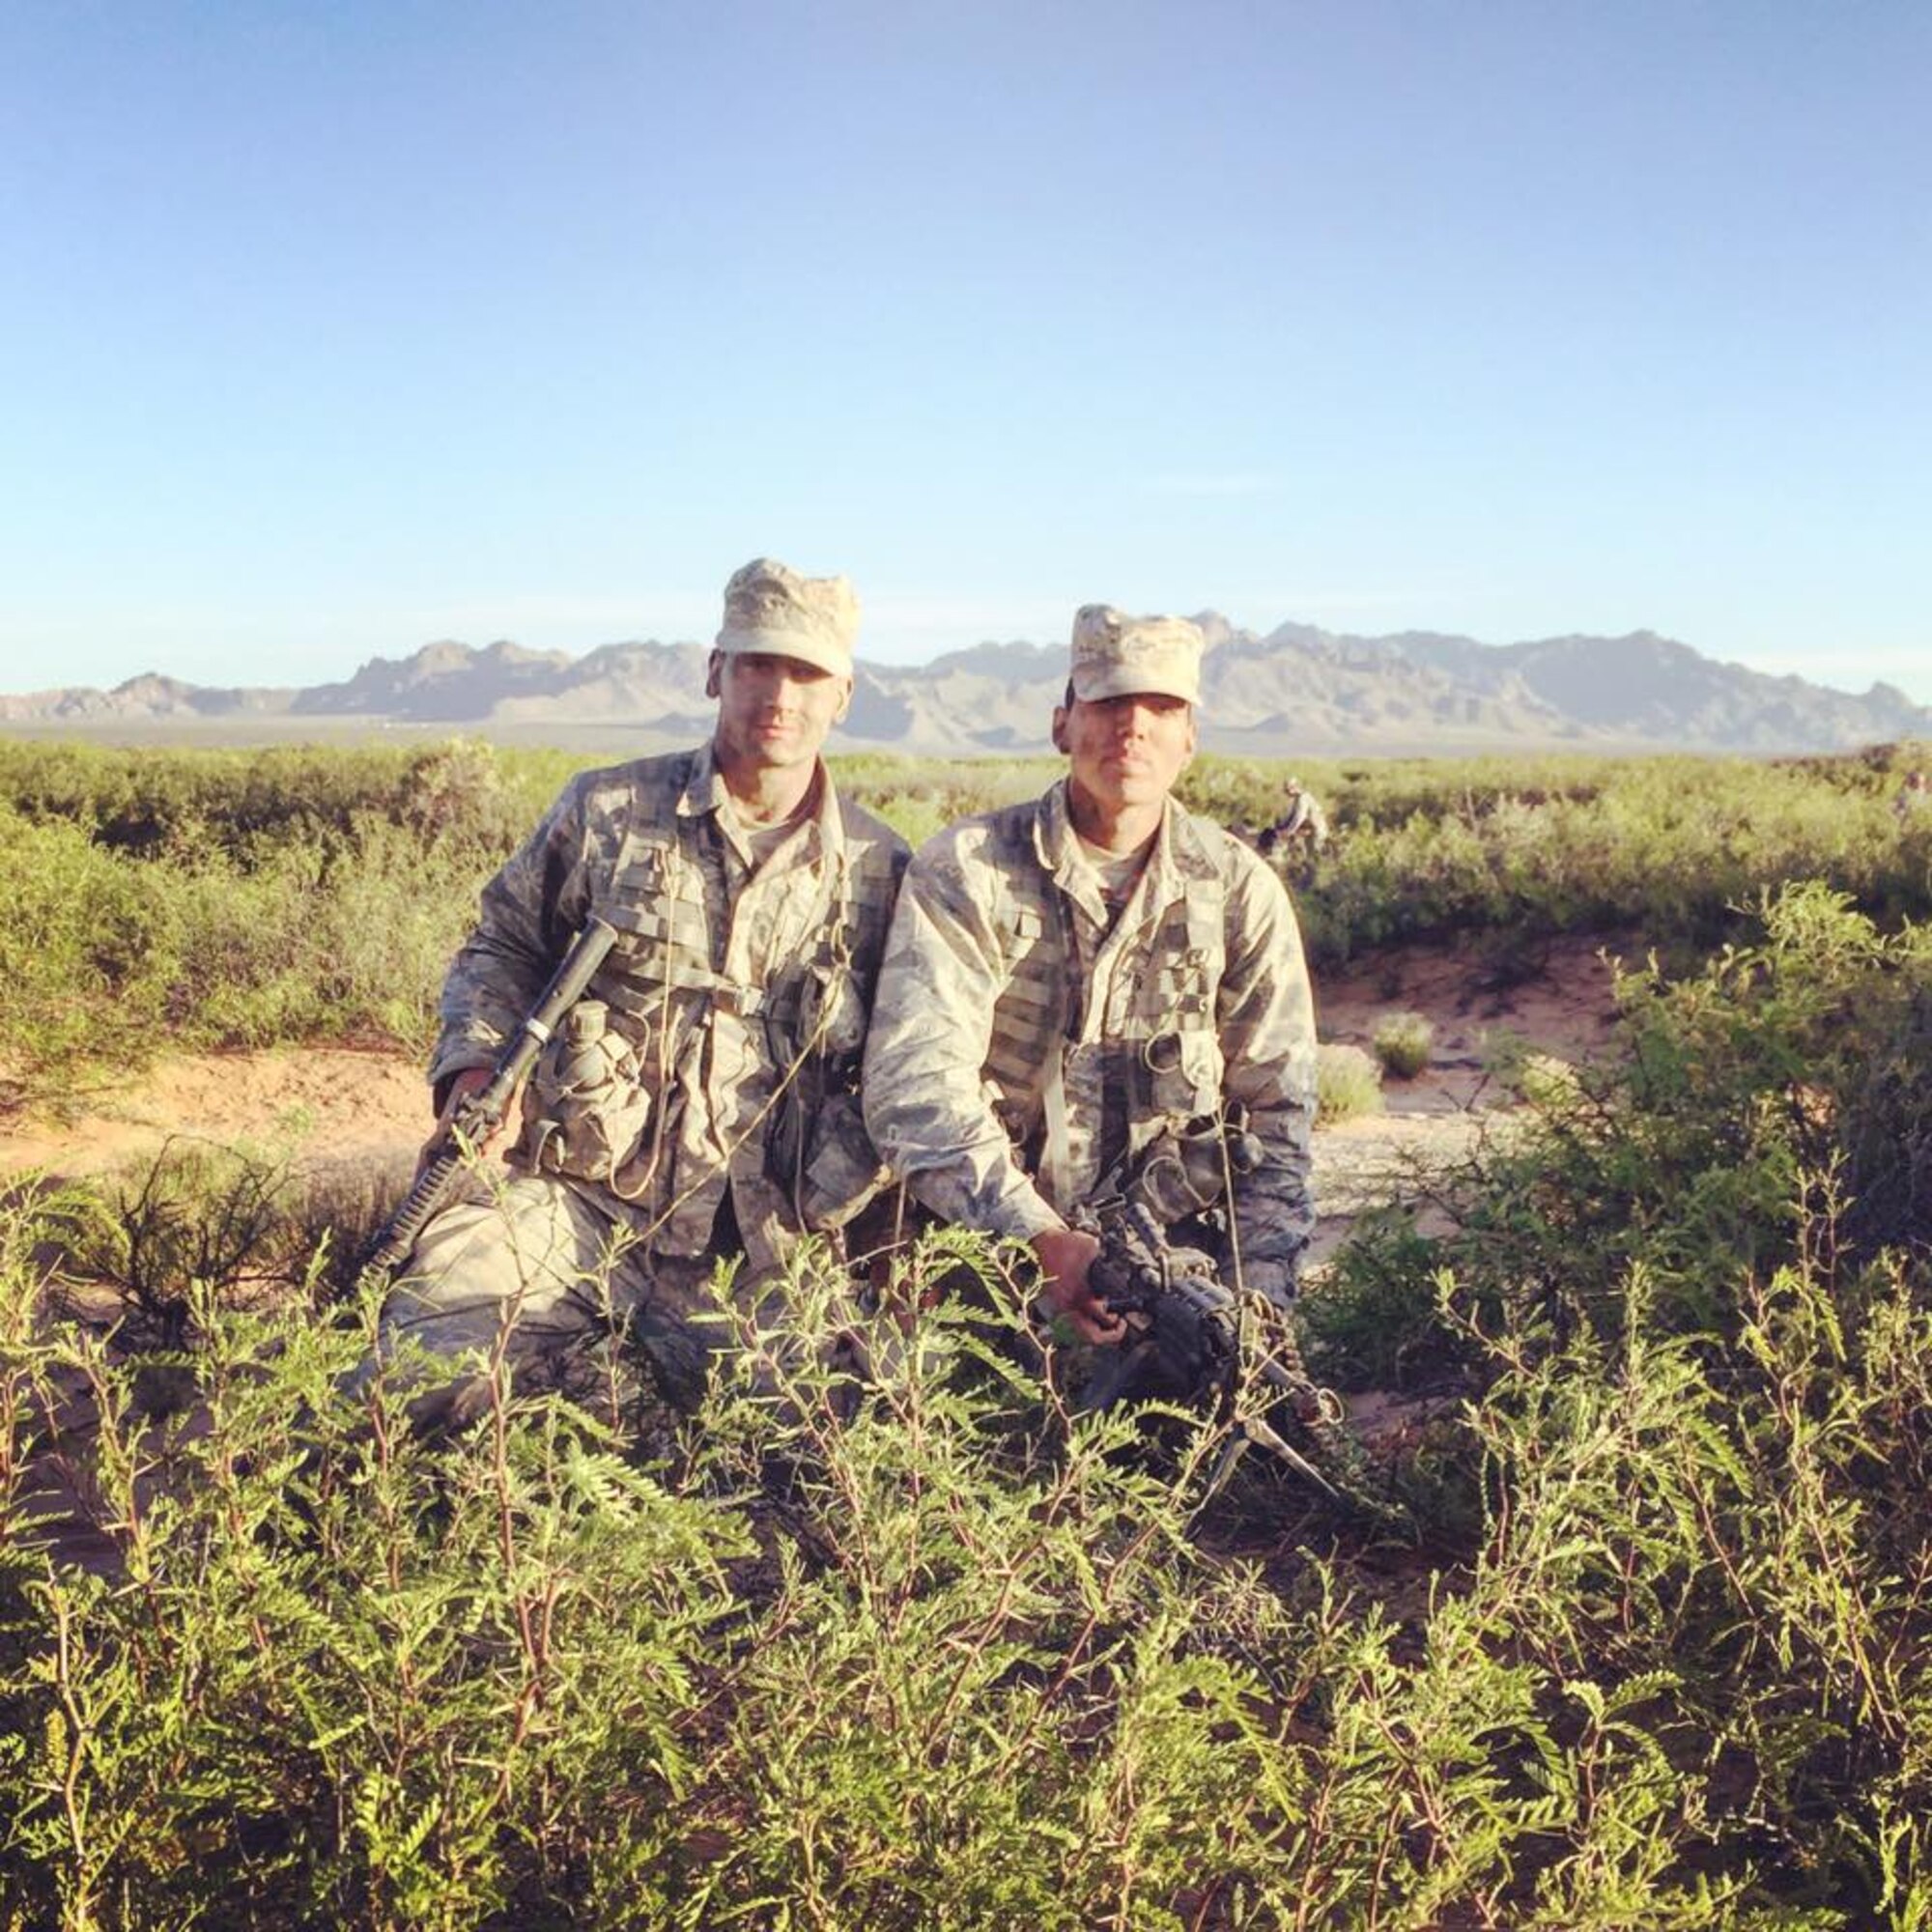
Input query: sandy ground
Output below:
<box><xmin>0</xmin><ymin>933</ymin><xmax>1632</xmax><ymax>1251</ymax></box>
<box><xmin>1305</xmin><ymin>928</ymin><xmax>1627</xmax><ymax>1262</ymax></box>
<box><xmin>0</xmin><ymin>1047</ymin><xmax>432</xmax><ymax>1190</ymax></box>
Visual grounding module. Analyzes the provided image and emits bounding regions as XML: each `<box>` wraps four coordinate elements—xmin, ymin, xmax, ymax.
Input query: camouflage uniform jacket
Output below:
<box><xmin>863</xmin><ymin>780</ymin><xmax>1317</xmax><ymax>1282</ymax></box>
<box><xmin>431</xmin><ymin>743</ymin><xmax>908</xmax><ymax>1269</ymax></box>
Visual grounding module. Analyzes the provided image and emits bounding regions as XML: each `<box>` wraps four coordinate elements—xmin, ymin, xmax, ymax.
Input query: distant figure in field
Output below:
<box><xmin>1254</xmin><ymin>777</ymin><xmax>1330</xmax><ymax>858</ymax></box>
<box><xmin>1894</xmin><ymin>769</ymin><xmax>1929</xmax><ymax>820</ymax></box>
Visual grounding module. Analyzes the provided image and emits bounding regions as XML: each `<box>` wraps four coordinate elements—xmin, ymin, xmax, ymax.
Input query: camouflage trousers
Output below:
<box><xmin>374</xmin><ymin>1171</ymin><xmax>868</xmax><ymax>1432</ymax></box>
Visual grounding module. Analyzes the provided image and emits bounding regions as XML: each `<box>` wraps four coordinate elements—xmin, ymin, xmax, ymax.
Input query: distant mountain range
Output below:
<box><xmin>4</xmin><ymin>619</ymin><xmax>1926</xmax><ymax>756</ymax></box>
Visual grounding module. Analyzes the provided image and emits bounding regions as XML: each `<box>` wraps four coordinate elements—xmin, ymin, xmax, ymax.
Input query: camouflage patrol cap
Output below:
<box><xmin>1069</xmin><ymin>605</ymin><xmax>1203</xmax><ymax>705</ymax></box>
<box><xmin>716</xmin><ymin>557</ymin><xmax>859</xmax><ymax>678</ymax></box>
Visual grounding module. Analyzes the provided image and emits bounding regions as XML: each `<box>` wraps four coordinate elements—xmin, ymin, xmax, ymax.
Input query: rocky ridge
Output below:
<box><xmin>4</xmin><ymin>618</ymin><xmax>1926</xmax><ymax>754</ymax></box>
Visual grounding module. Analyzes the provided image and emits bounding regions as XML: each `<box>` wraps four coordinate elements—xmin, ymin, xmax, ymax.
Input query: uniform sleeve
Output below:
<box><xmin>861</xmin><ymin>835</ymin><xmax>1063</xmax><ymax>1243</ymax></box>
<box><xmin>428</xmin><ymin>777</ymin><xmax>598</xmax><ymax>1093</ymax></box>
<box><xmin>1217</xmin><ymin>850</ymin><xmax>1320</xmax><ymax>1282</ymax></box>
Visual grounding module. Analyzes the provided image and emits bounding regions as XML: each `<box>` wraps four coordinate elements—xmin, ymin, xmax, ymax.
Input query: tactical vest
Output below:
<box><xmin>518</xmin><ymin>750</ymin><xmax>902</xmax><ymax>1249</ymax></box>
<box><xmin>975</xmin><ymin>797</ymin><xmax>1236</xmax><ymax>1206</ymax></box>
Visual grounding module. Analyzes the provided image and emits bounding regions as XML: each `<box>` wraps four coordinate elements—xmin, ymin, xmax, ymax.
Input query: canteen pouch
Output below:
<box><xmin>522</xmin><ymin>1000</ymin><xmax>652</xmax><ymax>1183</ymax></box>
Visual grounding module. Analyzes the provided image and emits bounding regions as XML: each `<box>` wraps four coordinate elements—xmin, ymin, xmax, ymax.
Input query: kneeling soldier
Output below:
<box><xmin>377</xmin><ymin>557</ymin><xmax>908</xmax><ymax>1425</ymax></box>
<box><xmin>862</xmin><ymin>603</ymin><xmax>1318</xmax><ymax>1362</ymax></box>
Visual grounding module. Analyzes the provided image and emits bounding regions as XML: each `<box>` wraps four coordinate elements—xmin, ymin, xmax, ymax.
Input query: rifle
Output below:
<box><xmin>355</xmin><ymin>916</ymin><xmax>620</xmax><ymax>1298</ymax></box>
<box><xmin>1076</xmin><ymin>1137</ymin><xmax>1404</xmax><ymax>1523</ymax></box>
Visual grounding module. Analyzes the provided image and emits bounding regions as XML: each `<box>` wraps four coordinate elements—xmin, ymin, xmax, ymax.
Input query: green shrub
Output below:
<box><xmin>0</xmin><ymin>804</ymin><xmax>183</xmax><ymax>1101</ymax></box>
<box><xmin>1285</xmin><ymin>749</ymin><xmax>1932</xmax><ymax>967</ymax></box>
<box><xmin>1316</xmin><ymin>1040</ymin><xmax>1384</xmax><ymax>1123</ymax></box>
<box><xmin>1299</xmin><ymin>886</ymin><xmax>1932</xmax><ymax>1918</ymax></box>
<box><xmin>0</xmin><ymin>744</ymin><xmax>536</xmax><ymax>1099</ymax></box>
<box><xmin>0</xmin><ymin>1215</ymin><xmax>1764</xmax><ymax>1928</ymax></box>
<box><xmin>1372</xmin><ymin>1009</ymin><xmax>1435</xmax><ymax>1078</ymax></box>
<box><xmin>12</xmin><ymin>908</ymin><xmax>1932</xmax><ymax>1932</ymax></box>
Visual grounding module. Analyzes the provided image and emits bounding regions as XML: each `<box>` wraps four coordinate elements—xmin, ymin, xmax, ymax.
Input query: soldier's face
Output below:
<box><xmin>708</xmin><ymin>650</ymin><xmax>853</xmax><ymax>774</ymax></box>
<box><xmin>1053</xmin><ymin>691</ymin><xmax>1197</xmax><ymax>815</ymax></box>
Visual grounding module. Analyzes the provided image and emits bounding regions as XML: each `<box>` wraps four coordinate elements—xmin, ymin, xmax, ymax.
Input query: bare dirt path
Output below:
<box><xmin>0</xmin><ymin>933</ymin><xmax>1633</xmax><ymax>1248</ymax></box>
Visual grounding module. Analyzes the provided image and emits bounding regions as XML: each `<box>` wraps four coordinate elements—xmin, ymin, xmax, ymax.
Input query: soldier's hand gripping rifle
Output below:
<box><xmin>1076</xmin><ymin>1121</ymin><xmax>1402</xmax><ymax>1521</ymax></box>
<box><xmin>355</xmin><ymin>916</ymin><xmax>620</xmax><ymax>1299</ymax></box>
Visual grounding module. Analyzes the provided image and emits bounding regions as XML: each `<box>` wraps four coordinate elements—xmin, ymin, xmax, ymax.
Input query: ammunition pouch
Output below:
<box><xmin>1138</xmin><ymin>1024</ymin><xmax>1214</xmax><ymax>1111</ymax></box>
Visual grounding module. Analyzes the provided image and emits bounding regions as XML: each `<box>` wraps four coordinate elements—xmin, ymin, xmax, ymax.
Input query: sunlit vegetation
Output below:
<box><xmin>1370</xmin><ymin>1010</ymin><xmax>1435</xmax><ymax>1080</ymax></box>
<box><xmin>1315</xmin><ymin>1040</ymin><xmax>1385</xmax><ymax>1124</ymax></box>
<box><xmin>2</xmin><ymin>735</ymin><xmax>1928</xmax><ymax>1107</ymax></box>
<box><xmin>3</xmin><ymin>739</ymin><xmax>1932</xmax><ymax>1922</ymax></box>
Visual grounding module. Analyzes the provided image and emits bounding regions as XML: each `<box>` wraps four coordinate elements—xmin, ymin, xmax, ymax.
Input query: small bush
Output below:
<box><xmin>58</xmin><ymin>1138</ymin><xmax>324</xmax><ymax>1347</ymax></box>
<box><xmin>0</xmin><ymin>1214</ymin><xmax>1756</xmax><ymax>1928</ymax></box>
<box><xmin>1372</xmin><ymin>1009</ymin><xmax>1435</xmax><ymax>1078</ymax></box>
<box><xmin>1317</xmin><ymin>1040</ymin><xmax>1384</xmax><ymax>1123</ymax></box>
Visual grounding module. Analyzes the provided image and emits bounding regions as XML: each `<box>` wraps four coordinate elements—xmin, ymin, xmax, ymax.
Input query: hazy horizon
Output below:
<box><xmin>8</xmin><ymin>611</ymin><xmax>1926</xmax><ymax>716</ymax></box>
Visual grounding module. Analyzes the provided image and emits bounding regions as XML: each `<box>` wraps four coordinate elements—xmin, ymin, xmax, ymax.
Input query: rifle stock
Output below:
<box><xmin>355</xmin><ymin>916</ymin><xmax>620</xmax><ymax>1297</ymax></box>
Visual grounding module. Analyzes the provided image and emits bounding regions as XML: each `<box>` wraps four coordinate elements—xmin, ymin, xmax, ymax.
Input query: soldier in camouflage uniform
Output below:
<box><xmin>1272</xmin><ymin>777</ymin><xmax>1330</xmax><ymax>853</ymax></box>
<box><xmin>862</xmin><ymin>604</ymin><xmax>1317</xmax><ymax>1350</ymax></box>
<box><xmin>381</xmin><ymin>558</ymin><xmax>908</xmax><ymax>1420</ymax></box>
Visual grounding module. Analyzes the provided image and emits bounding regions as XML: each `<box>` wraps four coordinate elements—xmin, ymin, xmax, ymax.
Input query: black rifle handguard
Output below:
<box><xmin>355</xmin><ymin>916</ymin><xmax>621</xmax><ymax>1295</ymax></box>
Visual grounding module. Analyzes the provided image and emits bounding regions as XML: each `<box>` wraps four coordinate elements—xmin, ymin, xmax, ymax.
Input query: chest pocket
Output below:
<box><xmin>603</xmin><ymin>842</ymin><xmax>714</xmax><ymax>982</ymax></box>
<box><xmin>983</xmin><ymin>899</ymin><xmax>1064</xmax><ymax>1094</ymax></box>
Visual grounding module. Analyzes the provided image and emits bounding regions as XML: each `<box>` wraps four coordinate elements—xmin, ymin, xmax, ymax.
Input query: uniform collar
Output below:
<box><xmin>1035</xmin><ymin>779</ymin><xmax>1216</xmax><ymax>903</ymax></box>
<box><xmin>678</xmin><ymin>740</ymin><xmax>843</xmax><ymax>865</ymax></box>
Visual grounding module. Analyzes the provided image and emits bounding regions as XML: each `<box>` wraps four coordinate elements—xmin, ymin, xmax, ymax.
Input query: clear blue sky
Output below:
<box><xmin>3</xmin><ymin>0</ymin><xmax>1926</xmax><ymax>699</ymax></box>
